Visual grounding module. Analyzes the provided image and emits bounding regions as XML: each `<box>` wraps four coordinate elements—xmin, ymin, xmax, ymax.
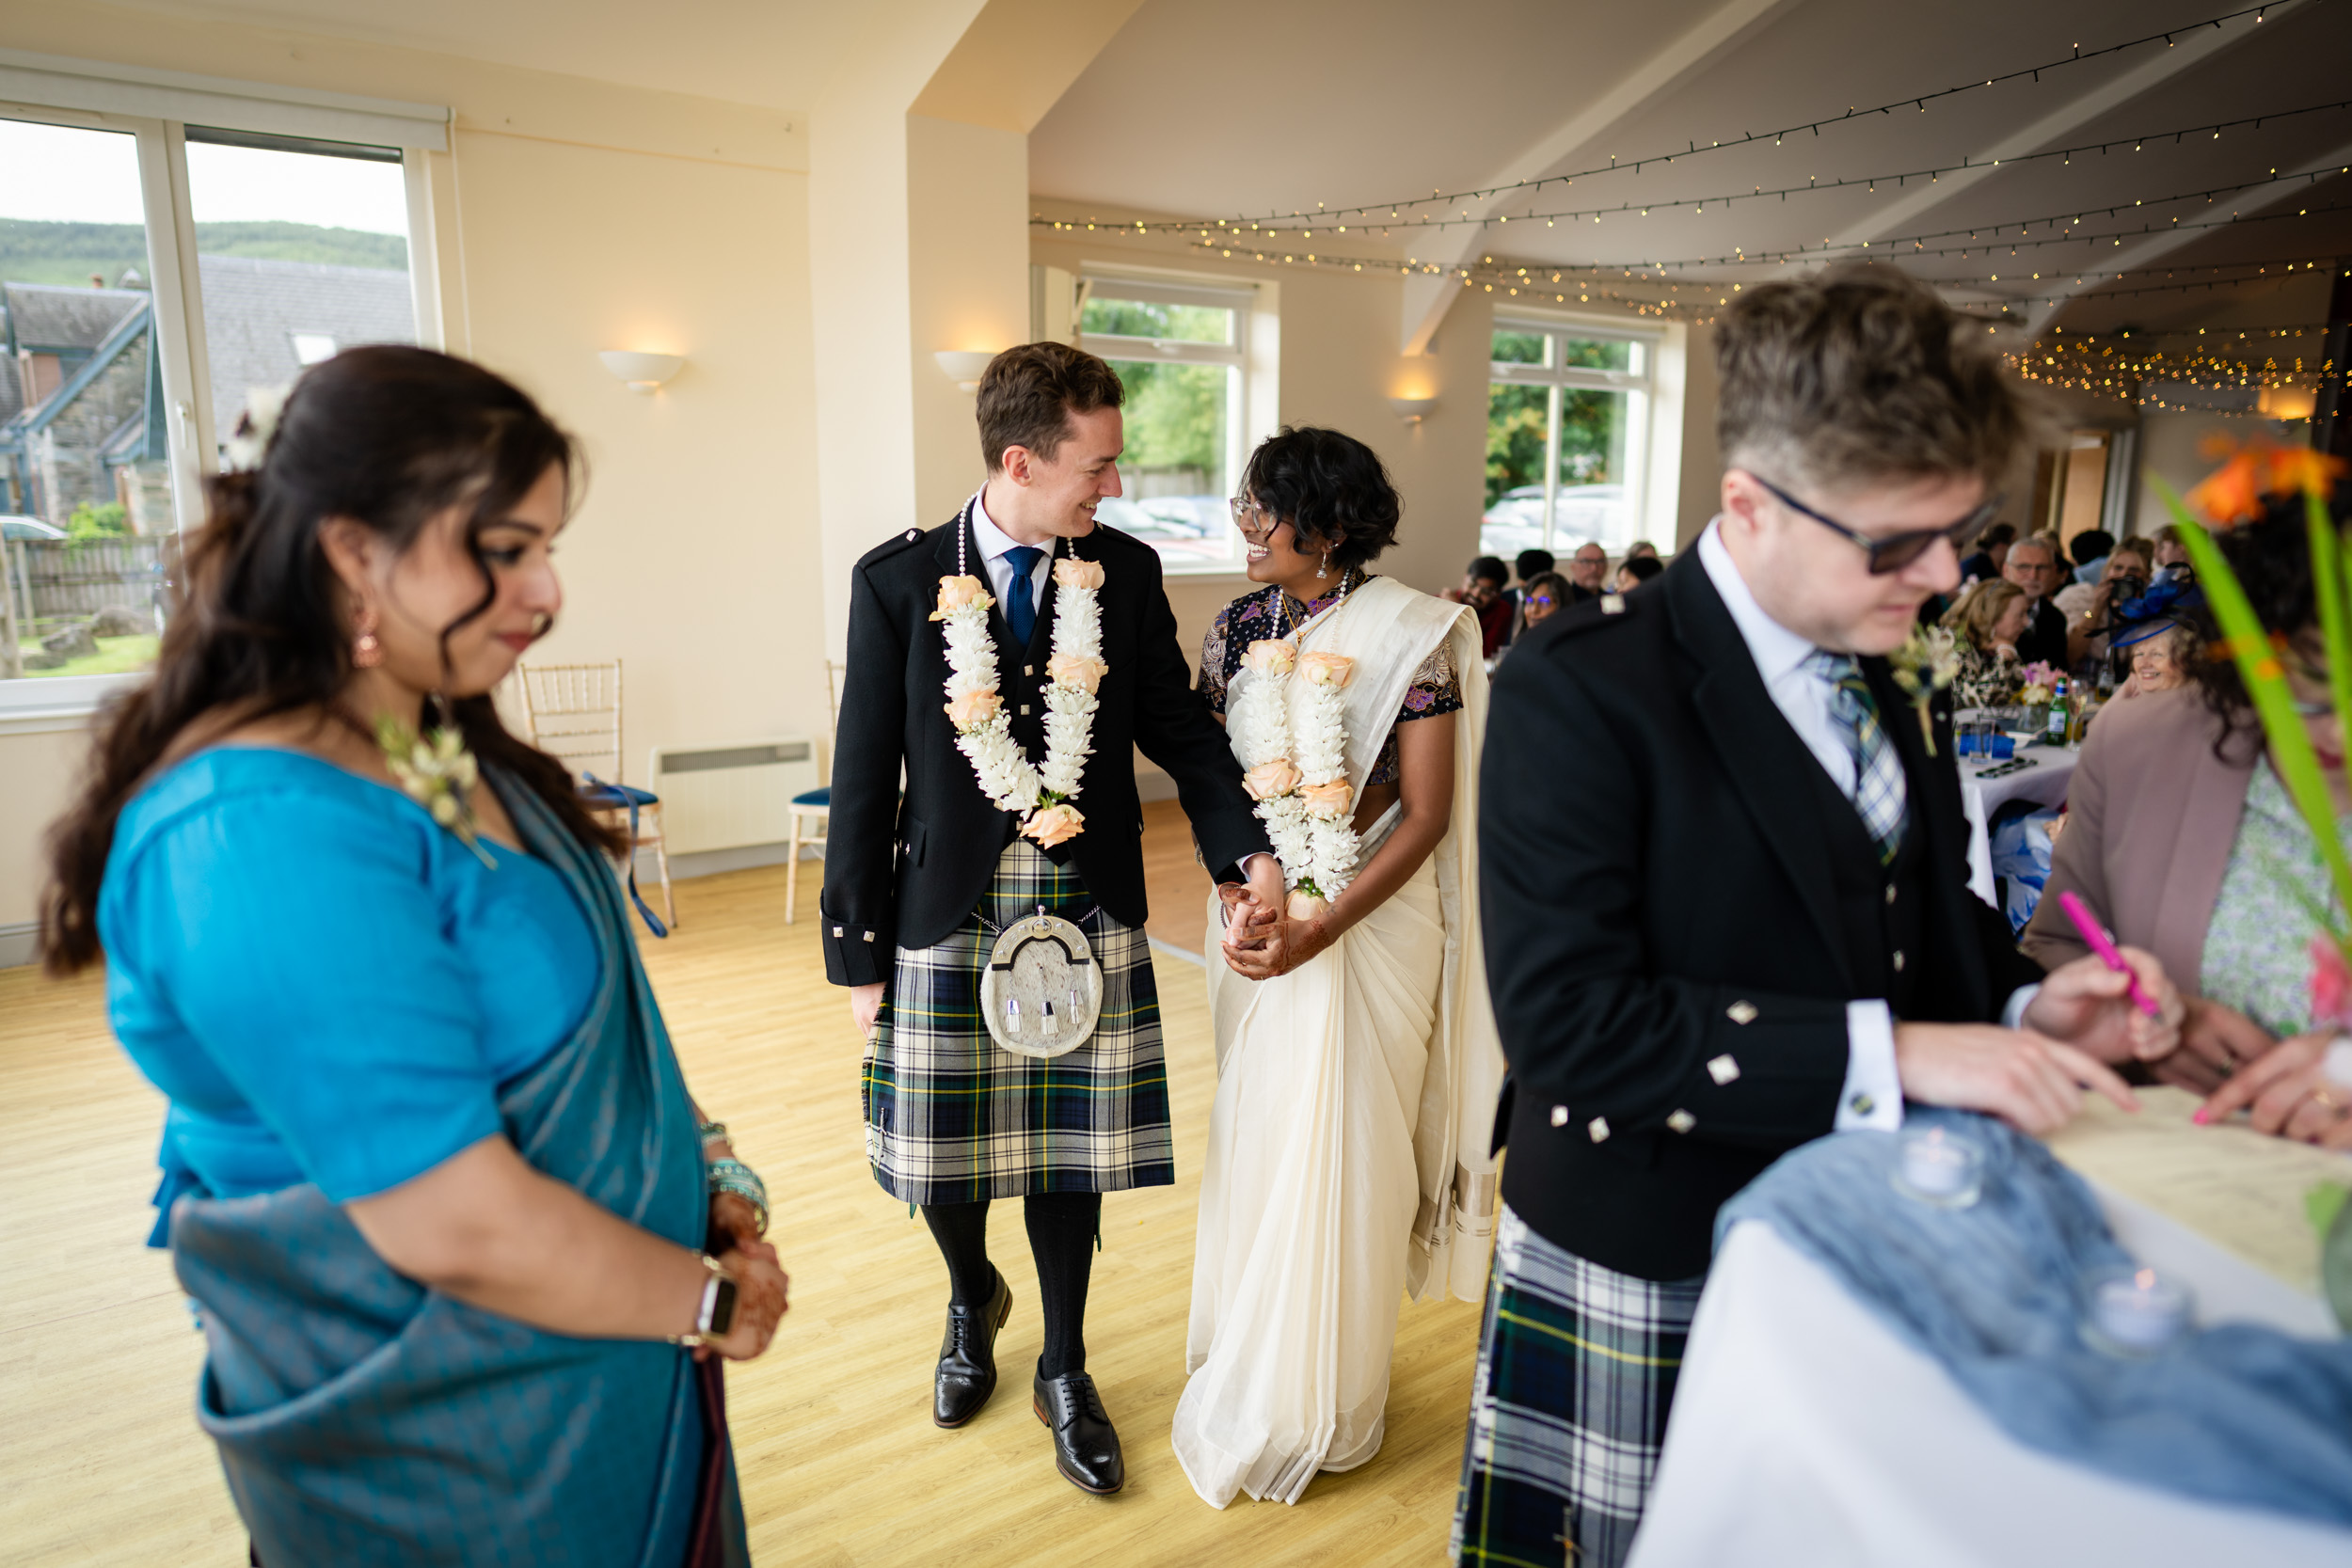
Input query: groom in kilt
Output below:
<box><xmin>822</xmin><ymin>342</ymin><xmax>1280</xmax><ymax>1495</ymax></box>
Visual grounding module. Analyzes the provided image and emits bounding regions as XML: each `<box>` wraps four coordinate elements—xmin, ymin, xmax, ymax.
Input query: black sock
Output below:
<box><xmin>920</xmin><ymin>1199</ymin><xmax>994</xmax><ymax>1307</ymax></box>
<box><xmin>1025</xmin><ymin>1191</ymin><xmax>1101</xmax><ymax>1380</ymax></box>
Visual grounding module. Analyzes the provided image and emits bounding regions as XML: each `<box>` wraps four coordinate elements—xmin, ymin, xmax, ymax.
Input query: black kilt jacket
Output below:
<box><xmin>819</xmin><ymin>506</ymin><xmax>1269</xmax><ymax>988</ymax></box>
<box><xmin>1481</xmin><ymin>548</ymin><xmax>2044</xmax><ymax>1280</ymax></box>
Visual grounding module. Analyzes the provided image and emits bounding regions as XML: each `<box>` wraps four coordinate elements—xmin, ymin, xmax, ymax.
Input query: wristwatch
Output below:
<box><xmin>671</xmin><ymin>1255</ymin><xmax>739</xmax><ymax>1347</ymax></box>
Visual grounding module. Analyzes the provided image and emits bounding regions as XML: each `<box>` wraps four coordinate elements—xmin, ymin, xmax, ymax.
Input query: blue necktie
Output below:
<box><xmin>1003</xmin><ymin>546</ymin><xmax>1043</xmax><ymax>644</ymax></box>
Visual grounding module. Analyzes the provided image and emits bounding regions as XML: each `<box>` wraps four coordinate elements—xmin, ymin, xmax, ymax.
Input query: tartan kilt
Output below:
<box><xmin>1452</xmin><ymin>1205</ymin><xmax>1705</xmax><ymax>1568</ymax></box>
<box><xmin>862</xmin><ymin>839</ymin><xmax>1174</xmax><ymax>1205</ymax></box>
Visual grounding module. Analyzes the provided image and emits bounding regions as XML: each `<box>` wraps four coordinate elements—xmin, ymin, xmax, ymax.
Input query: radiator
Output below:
<box><xmin>647</xmin><ymin>737</ymin><xmax>820</xmax><ymax>854</ymax></box>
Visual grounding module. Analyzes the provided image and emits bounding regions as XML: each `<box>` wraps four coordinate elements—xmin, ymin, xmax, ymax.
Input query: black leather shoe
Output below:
<box><xmin>933</xmin><ymin>1270</ymin><xmax>1012</xmax><ymax>1428</ymax></box>
<box><xmin>1032</xmin><ymin>1369</ymin><xmax>1125</xmax><ymax>1495</ymax></box>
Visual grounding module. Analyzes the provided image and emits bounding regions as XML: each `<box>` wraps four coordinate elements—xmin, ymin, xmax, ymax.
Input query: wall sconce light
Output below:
<box><xmin>1389</xmin><ymin>396</ymin><xmax>1438</xmax><ymax>424</ymax></box>
<box><xmin>599</xmin><ymin>351</ymin><xmax>685</xmax><ymax>394</ymax></box>
<box><xmin>935</xmin><ymin>350</ymin><xmax>998</xmax><ymax>393</ymax></box>
<box><xmin>2258</xmin><ymin>385</ymin><xmax>2317</xmax><ymax>421</ymax></box>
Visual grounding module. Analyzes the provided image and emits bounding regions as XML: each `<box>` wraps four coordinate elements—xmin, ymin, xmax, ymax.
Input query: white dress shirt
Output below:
<box><xmin>970</xmin><ymin>488</ymin><xmax>1056</xmax><ymax>627</ymax></box>
<box><xmin>1696</xmin><ymin>520</ymin><xmax>2038</xmax><ymax>1132</ymax></box>
<box><xmin>967</xmin><ymin>489</ymin><xmax>1278</xmax><ymax>890</ymax></box>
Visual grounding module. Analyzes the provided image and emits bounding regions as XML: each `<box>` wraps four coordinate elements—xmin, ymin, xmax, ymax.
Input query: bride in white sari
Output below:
<box><xmin>1172</xmin><ymin>427</ymin><xmax>1503</xmax><ymax>1509</ymax></box>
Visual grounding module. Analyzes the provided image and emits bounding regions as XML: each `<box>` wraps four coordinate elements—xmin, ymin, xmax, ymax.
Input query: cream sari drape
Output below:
<box><xmin>1171</xmin><ymin>576</ymin><xmax>1503</xmax><ymax>1509</ymax></box>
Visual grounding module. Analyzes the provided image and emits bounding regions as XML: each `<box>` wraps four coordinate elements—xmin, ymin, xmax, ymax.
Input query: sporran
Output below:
<box><xmin>981</xmin><ymin>908</ymin><xmax>1104</xmax><ymax>1059</ymax></box>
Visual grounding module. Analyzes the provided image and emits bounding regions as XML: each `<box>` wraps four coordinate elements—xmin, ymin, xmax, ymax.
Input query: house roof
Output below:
<box><xmin>199</xmin><ymin>255</ymin><xmax>414</xmax><ymax>435</ymax></box>
<box><xmin>3</xmin><ymin>283</ymin><xmax>148</xmax><ymax>356</ymax></box>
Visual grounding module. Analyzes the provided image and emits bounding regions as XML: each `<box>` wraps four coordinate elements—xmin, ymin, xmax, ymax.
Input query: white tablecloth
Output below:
<box><xmin>1627</xmin><ymin>1197</ymin><xmax>2350</xmax><ymax>1568</ymax></box>
<box><xmin>1961</xmin><ymin>747</ymin><xmax>2078</xmax><ymax>906</ymax></box>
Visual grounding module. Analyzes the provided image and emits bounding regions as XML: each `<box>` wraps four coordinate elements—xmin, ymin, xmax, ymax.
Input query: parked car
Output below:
<box><xmin>1096</xmin><ymin>495</ymin><xmax>1234</xmax><ymax>565</ymax></box>
<box><xmin>1478</xmin><ymin>484</ymin><xmax>1627</xmax><ymax>561</ymax></box>
<box><xmin>1</xmin><ymin>515</ymin><xmax>67</xmax><ymax>542</ymax></box>
<box><xmin>1136</xmin><ymin>496</ymin><xmax>1225</xmax><ymax>539</ymax></box>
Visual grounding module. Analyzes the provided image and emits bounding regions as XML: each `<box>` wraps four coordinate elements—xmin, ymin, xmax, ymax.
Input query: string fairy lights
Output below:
<box><xmin>1039</xmin><ymin>2</ymin><xmax>2292</xmax><ymax>239</ymax></box>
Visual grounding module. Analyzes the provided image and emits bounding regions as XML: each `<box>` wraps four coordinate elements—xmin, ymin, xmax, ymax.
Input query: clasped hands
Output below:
<box><xmin>1217</xmin><ymin>855</ymin><xmax>1327</xmax><ymax>981</ymax></box>
<box><xmin>702</xmin><ymin>1161</ymin><xmax>790</xmax><ymax>1362</ymax></box>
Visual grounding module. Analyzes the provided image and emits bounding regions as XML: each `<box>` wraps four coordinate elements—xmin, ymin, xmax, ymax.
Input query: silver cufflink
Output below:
<box><xmin>1849</xmin><ymin>1092</ymin><xmax>1875</xmax><ymax>1116</ymax></box>
<box><xmin>1600</xmin><ymin>594</ymin><xmax>1625</xmax><ymax>614</ymax></box>
<box><xmin>863</xmin><ymin>931</ymin><xmax>874</xmax><ymax>942</ymax></box>
<box><xmin>1707</xmin><ymin>1054</ymin><xmax>1741</xmax><ymax>1085</ymax></box>
<box><xmin>1666</xmin><ymin>1109</ymin><xmax>1695</xmax><ymax>1134</ymax></box>
<box><xmin>832</xmin><ymin>926</ymin><xmax>844</xmax><ymax>937</ymax></box>
<box><xmin>1549</xmin><ymin>1104</ymin><xmax>1569</xmax><ymax>1128</ymax></box>
<box><xmin>1726</xmin><ymin>1001</ymin><xmax>1758</xmax><ymax>1025</ymax></box>
<box><xmin>1587</xmin><ymin>1116</ymin><xmax>1612</xmax><ymax>1143</ymax></box>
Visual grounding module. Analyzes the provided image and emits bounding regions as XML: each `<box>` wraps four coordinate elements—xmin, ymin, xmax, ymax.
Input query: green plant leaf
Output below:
<box><xmin>2309</xmin><ymin>1179</ymin><xmax>2350</xmax><ymax>1240</ymax></box>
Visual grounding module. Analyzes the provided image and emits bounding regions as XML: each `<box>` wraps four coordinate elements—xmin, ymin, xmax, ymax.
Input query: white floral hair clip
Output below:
<box><xmin>222</xmin><ymin>382</ymin><xmax>293</xmax><ymax>472</ymax></box>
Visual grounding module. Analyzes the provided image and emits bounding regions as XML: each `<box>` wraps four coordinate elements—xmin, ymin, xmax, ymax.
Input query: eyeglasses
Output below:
<box><xmin>1746</xmin><ymin>471</ymin><xmax>2004</xmax><ymax>576</ymax></box>
<box><xmin>1525</xmin><ymin>594</ymin><xmax>1557</xmax><ymax>610</ymax></box>
<box><xmin>1229</xmin><ymin>496</ymin><xmax>1280</xmax><ymax>538</ymax></box>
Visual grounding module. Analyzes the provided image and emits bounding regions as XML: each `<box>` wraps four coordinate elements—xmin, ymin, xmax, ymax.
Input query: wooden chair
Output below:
<box><xmin>516</xmin><ymin>658</ymin><xmax>678</xmax><ymax>932</ymax></box>
<box><xmin>786</xmin><ymin>660</ymin><xmax>847</xmax><ymax>924</ymax></box>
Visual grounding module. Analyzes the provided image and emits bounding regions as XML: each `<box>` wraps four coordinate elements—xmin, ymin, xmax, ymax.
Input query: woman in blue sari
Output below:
<box><xmin>40</xmin><ymin>346</ymin><xmax>786</xmax><ymax>1566</ymax></box>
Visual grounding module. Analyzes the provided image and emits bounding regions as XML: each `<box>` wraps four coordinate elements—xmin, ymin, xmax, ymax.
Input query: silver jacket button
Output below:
<box><xmin>1587</xmin><ymin>1116</ymin><xmax>1612</xmax><ymax>1143</ymax></box>
<box><xmin>1726</xmin><ymin>1000</ymin><xmax>1758</xmax><ymax>1025</ymax></box>
<box><xmin>1666</xmin><ymin>1109</ymin><xmax>1696</xmax><ymax>1133</ymax></box>
<box><xmin>1891</xmin><ymin>950</ymin><xmax>1905</xmax><ymax>973</ymax></box>
<box><xmin>1549</xmin><ymin>1104</ymin><xmax>1570</xmax><ymax>1127</ymax></box>
<box><xmin>1707</xmin><ymin>1053</ymin><xmax>1741</xmax><ymax>1085</ymax></box>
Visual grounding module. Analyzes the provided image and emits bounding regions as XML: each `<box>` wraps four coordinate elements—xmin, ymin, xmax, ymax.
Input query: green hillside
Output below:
<box><xmin>0</xmin><ymin>218</ymin><xmax>405</xmax><ymax>288</ymax></box>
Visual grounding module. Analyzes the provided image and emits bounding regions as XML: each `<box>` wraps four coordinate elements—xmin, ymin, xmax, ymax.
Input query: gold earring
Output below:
<box><xmin>352</xmin><ymin>603</ymin><xmax>383</xmax><ymax>669</ymax></box>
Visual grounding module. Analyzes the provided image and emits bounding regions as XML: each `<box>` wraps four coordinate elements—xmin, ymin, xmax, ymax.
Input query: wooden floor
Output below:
<box><xmin>0</xmin><ymin>803</ymin><xmax>1482</xmax><ymax>1566</ymax></box>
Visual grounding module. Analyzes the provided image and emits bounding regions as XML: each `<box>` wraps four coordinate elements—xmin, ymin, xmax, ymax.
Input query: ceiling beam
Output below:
<box><xmin>1826</xmin><ymin>1</ymin><xmax>2305</xmax><ymax>253</ymax></box>
<box><xmin>1400</xmin><ymin>0</ymin><xmax>1806</xmax><ymax>356</ymax></box>
<box><xmin>912</xmin><ymin>0</ymin><xmax>1147</xmax><ymax>135</ymax></box>
<box><xmin>2025</xmin><ymin>136</ymin><xmax>2352</xmax><ymax>333</ymax></box>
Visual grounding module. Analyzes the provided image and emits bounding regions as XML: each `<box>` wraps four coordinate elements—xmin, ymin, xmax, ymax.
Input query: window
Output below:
<box><xmin>0</xmin><ymin>58</ymin><xmax>441</xmax><ymax>698</ymax></box>
<box><xmin>1484</xmin><ymin>318</ymin><xmax>1660</xmax><ymax>562</ymax></box>
<box><xmin>1077</xmin><ymin>276</ymin><xmax>1256</xmax><ymax>571</ymax></box>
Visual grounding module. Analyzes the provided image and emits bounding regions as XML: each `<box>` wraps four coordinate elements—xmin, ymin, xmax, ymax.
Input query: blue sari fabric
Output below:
<box><xmin>108</xmin><ymin>755</ymin><xmax>744</xmax><ymax>1566</ymax></box>
<box><xmin>1718</xmin><ymin>1107</ymin><xmax>2352</xmax><ymax>1528</ymax></box>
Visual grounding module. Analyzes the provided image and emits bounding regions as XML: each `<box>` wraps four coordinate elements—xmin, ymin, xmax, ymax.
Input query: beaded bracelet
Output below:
<box><xmin>707</xmin><ymin>1155</ymin><xmax>770</xmax><ymax>1236</ymax></box>
<box><xmin>697</xmin><ymin>1119</ymin><xmax>729</xmax><ymax>1147</ymax></box>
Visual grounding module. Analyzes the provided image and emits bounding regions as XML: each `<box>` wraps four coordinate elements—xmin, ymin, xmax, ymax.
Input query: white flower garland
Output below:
<box><xmin>931</xmin><ymin>537</ymin><xmax>1104</xmax><ymax>846</ymax></box>
<box><xmin>1225</xmin><ymin>622</ymin><xmax>1361</xmax><ymax>901</ymax></box>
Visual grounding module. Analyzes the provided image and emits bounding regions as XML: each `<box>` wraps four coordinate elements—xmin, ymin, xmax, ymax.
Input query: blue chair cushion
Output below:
<box><xmin>792</xmin><ymin>787</ymin><xmax>831</xmax><ymax>808</ymax></box>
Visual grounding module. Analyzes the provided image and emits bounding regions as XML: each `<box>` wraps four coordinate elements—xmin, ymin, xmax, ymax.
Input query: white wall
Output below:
<box><xmin>1</xmin><ymin>0</ymin><xmax>821</xmax><ymax>949</ymax></box>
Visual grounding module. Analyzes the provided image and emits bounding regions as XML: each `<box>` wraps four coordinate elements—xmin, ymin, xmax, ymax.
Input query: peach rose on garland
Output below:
<box><xmin>1299</xmin><ymin>779</ymin><xmax>1354</xmax><ymax>814</ymax></box>
<box><xmin>1244</xmin><ymin>758</ymin><xmax>1304</xmax><ymax>800</ymax></box>
<box><xmin>930</xmin><ymin>574</ymin><xmax>993</xmax><ymax>620</ymax></box>
<box><xmin>1023</xmin><ymin>801</ymin><xmax>1086</xmax><ymax>847</ymax></box>
<box><xmin>1299</xmin><ymin>651</ymin><xmax>1355</xmax><ymax>688</ymax></box>
<box><xmin>1053</xmin><ymin>558</ymin><xmax>1106</xmax><ymax>591</ymax></box>
<box><xmin>944</xmin><ymin>689</ymin><xmax>1002</xmax><ymax>729</ymax></box>
<box><xmin>1047</xmin><ymin>653</ymin><xmax>1109</xmax><ymax>693</ymax></box>
<box><xmin>1243</xmin><ymin>640</ymin><xmax>1295</xmax><ymax>677</ymax></box>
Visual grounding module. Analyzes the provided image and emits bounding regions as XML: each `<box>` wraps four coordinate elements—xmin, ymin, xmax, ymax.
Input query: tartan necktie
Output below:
<box><xmin>1804</xmin><ymin>649</ymin><xmax>1910</xmax><ymax>865</ymax></box>
<box><xmin>1003</xmin><ymin>546</ymin><xmax>1043</xmax><ymax>644</ymax></box>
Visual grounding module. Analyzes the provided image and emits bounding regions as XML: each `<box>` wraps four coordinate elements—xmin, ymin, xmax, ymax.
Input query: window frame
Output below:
<box><xmin>1075</xmin><ymin>271</ymin><xmax>1264</xmax><ymax>575</ymax></box>
<box><xmin>0</xmin><ymin>55</ymin><xmax>447</xmax><ymax>715</ymax></box>
<box><xmin>1488</xmin><ymin>311</ymin><xmax>1662</xmax><ymax>557</ymax></box>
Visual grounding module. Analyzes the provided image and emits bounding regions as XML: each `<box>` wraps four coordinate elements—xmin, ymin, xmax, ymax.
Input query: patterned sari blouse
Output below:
<box><xmin>1198</xmin><ymin>578</ymin><xmax>1464</xmax><ymax>785</ymax></box>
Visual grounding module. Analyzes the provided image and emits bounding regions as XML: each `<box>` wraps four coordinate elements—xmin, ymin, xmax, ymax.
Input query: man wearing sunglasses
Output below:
<box><xmin>1457</xmin><ymin>266</ymin><xmax>2181</xmax><ymax>1568</ymax></box>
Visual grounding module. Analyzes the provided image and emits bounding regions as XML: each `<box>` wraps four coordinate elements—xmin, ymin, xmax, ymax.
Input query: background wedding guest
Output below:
<box><xmin>2063</xmin><ymin>539</ymin><xmax>2154</xmax><ymax>666</ymax></box>
<box><xmin>1615</xmin><ymin>555</ymin><xmax>1664</xmax><ymax>592</ymax></box>
<box><xmin>39</xmin><ymin>346</ymin><xmax>787</xmax><ymax>1566</ymax></box>
<box><xmin>2025</xmin><ymin>491</ymin><xmax>2352</xmax><ymax>1151</ymax></box>
<box><xmin>1624</xmin><ymin>539</ymin><xmax>1661</xmax><ymax>563</ymax></box>
<box><xmin>2153</xmin><ymin>523</ymin><xmax>2192</xmax><ymax>574</ymax></box>
<box><xmin>2066</xmin><ymin>527</ymin><xmax>2117</xmax><ymax>586</ymax></box>
<box><xmin>2113</xmin><ymin>615</ymin><xmax>2194</xmax><ymax>697</ymax></box>
<box><xmin>1959</xmin><ymin>521</ymin><xmax>2017</xmax><ymax>585</ymax></box>
<box><xmin>1502</xmin><ymin>548</ymin><xmax>1553</xmax><ymax>641</ymax></box>
<box><xmin>1442</xmin><ymin>555</ymin><xmax>1515</xmax><ymax>656</ymax></box>
<box><xmin>1565</xmin><ymin>541</ymin><xmax>1609</xmax><ymax>603</ymax></box>
<box><xmin>2003</xmin><ymin>532</ymin><xmax>2071</xmax><ymax>667</ymax></box>
<box><xmin>1939</xmin><ymin>578</ymin><xmax>2027</xmax><ymax>708</ymax></box>
<box><xmin>1457</xmin><ymin>265</ymin><xmax>2167</xmax><ymax>1568</ymax></box>
<box><xmin>1517</xmin><ymin>570</ymin><xmax>1571</xmax><ymax>632</ymax></box>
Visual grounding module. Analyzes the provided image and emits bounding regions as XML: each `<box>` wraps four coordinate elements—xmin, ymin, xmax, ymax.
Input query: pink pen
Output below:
<box><xmin>2055</xmin><ymin>890</ymin><xmax>2163</xmax><ymax>1020</ymax></box>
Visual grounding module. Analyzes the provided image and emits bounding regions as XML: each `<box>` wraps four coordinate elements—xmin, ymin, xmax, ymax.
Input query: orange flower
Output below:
<box><xmin>2268</xmin><ymin>445</ymin><xmax>2346</xmax><ymax>503</ymax></box>
<box><xmin>1022</xmin><ymin>802</ymin><xmax>1085</xmax><ymax>847</ymax></box>
<box><xmin>2185</xmin><ymin>450</ymin><xmax>2265</xmax><ymax>528</ymax></box>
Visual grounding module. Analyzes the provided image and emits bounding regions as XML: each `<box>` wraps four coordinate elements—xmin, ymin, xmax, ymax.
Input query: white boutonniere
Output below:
<box><xmin>1887</xmin><ymin>625</ymin><xmax>1962</xmax><ymax>756</ymax></box>
<box><xmin>377</xmin><ymin>714</ymin><xmax>496</xmax><ymax>865</ymax></box>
